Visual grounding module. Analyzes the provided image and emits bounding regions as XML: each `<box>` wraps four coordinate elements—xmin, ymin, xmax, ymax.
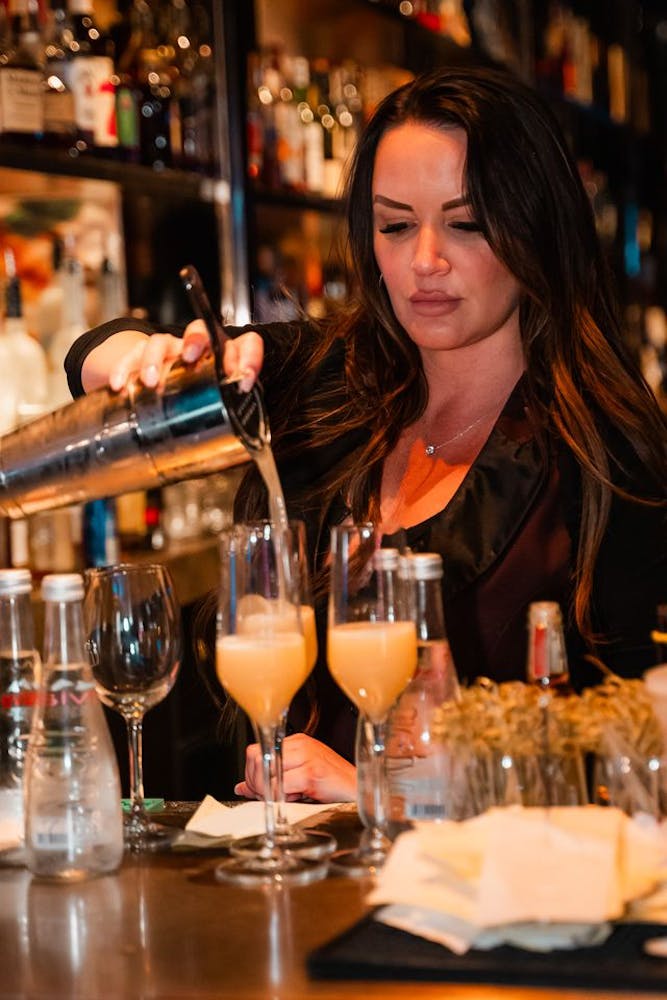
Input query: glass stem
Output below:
<box><xmin>368</xmin><ymin>717</ymin><xmax>388</xmax><ymax>849</ymax></box>
<box><xmin>258</xmin><ymin>724</ymin><xmax>278</xmax><ymax>851</ymax></box>
<box><xmin>273</xmin><ymin>713</ymin><xmax>288</xmax><ymax>831</ymax></box>
<box><xmin>125</xmin><ymin>715</ymin><xmax>146</xmax><ymax>820</ymax></box>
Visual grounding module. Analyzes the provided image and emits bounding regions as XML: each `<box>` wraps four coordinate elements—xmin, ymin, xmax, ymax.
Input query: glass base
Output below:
<box><xmin>124</xmin><ymin>815</ymin><xmax>178</xmax><ymax>853</ymax></box>
<box><xmin>328</xmin><ymin>845</ymin><xmax>388</xmax><ymax>878</ymax></box>
<box><xmin>215</xmin><ymin>849</ymin><xmax>328</xmax><ymax>887</ymax></box>
<box><xmin>229</xmin><ymin>827</ymin><xmax>337</xmax><ymax>862</ymax></box>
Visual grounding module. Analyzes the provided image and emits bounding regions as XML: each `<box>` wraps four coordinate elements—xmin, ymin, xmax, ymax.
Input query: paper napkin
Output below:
<box><xmin>185</xmin><ymin>794</ymin><xmax>343</xmax><ymax>839</ymax></box>
<box><xmin>367</xmin><ymin>805</ymin><xmax>667</xmax><ymax>954</ymax></box>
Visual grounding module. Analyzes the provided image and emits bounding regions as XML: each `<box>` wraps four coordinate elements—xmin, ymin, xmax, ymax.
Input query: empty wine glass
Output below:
<box><xmin>229</xmin><ymin>520</ymin><xmax>336</xmax><ymax>862</ymax></box>
<box><xmin>215</xmin><ymin>523</ymin><xmax>327</xmax><ymax>885</ymax></box>
<box><xmin>327</xmin><ymin>524</ymin><xmax>417</xmax><ymax>876</ymax></box>
<box><xmin>84</xmin><ymin>563</ymin><xmax>181</xmax><ymax>851</ymax></box>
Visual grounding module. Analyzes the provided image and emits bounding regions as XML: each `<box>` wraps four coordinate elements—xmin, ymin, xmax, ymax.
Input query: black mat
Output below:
<box><xmin>307</xmin><ymin>913</ymin><xmax>667</xmax><ymax>992</ymax></box>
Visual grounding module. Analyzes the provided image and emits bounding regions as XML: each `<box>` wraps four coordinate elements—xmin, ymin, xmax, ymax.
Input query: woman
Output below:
<box><xmin>66</xmin><ymin>66</ymin><xmax>666</xmax><ymax>804</ymax></box>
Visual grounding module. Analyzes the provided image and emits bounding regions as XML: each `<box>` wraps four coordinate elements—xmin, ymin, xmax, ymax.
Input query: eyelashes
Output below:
<box><xmin>377</xmin><ymin>220</ymin><xmax>483</xmax><ymax>235</ymax></box>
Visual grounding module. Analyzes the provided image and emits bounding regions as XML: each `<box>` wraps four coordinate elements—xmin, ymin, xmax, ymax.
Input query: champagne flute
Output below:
<box><xmin>214</xmin><ymin>523</ymin><xmax>327</xmax><ymax>885</ymax></box>
<box><xmin>229</xmin><ymin>520</ymin><xmax>336</xmax><ymax>861</ymax></box>
<box><xmin>84</xmin><ymin>563</ymin><xmax>182</xmax><ymax>851</ymax></box>
<box><xmin>327</xmin><ymin>524</ymin><xmax>417</xmax><ymax>876</ymax></box>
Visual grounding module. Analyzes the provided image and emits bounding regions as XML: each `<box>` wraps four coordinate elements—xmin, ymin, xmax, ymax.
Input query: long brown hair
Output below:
<box><xmin>236</xmin><ymin>65</ymin><xmax>666</xmax><ymax>644</ymax></box>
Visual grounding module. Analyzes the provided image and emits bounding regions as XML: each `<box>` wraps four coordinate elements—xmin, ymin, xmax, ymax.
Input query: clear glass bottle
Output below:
<box><xmin>383</xmin><ymin>552</ymin><xmax>460</xmax><ymax>830</ymax></box>
<box><xmin>24</xmin><ymin>573</ymin><xmax>123</xmax><ymax>881</ymax></box>
<box><xmin>0</xmin><ymin>567</ymin><xmax>39</xmax><ymax>847</ymax></box>
<box><xmin>2</xmin><ymin>247</ymin><xmax>49</xmax><ymax>423</ymax></box>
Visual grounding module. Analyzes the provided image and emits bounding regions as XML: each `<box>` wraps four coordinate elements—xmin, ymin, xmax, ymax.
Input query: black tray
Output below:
<box><xmin>307</xmin><ymin>913</ymin><xmax>667</xmax><ymax>992</ymax></box>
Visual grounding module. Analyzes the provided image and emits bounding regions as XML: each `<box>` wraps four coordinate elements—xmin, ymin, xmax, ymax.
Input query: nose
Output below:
<box><xmin>412</xmin><ymin>227</ymin><xmax>450</xmax><ymax>276</ymax></box>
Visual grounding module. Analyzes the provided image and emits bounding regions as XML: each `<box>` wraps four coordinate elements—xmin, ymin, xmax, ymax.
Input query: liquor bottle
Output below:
<box><xmin>48</xmin><ymin>244</ymin><xmax>87</xmax><ymax>409</ymax></box>
<box><xmin>42</xmin><ymin>0</ymin><xmax>77</xmax><ymax>149</ymax></box>
<box><xmin>0</xmin><ymin>0</ymin><xmax>44</xmax><ymax>144</ymax></box>
<box><xmin>172</xmin><ymin>2</ymin><xmax>216</xmax><ymax>173</ymax></box>
<box><xmin>66</xmin><ymin>0</ymin><xmax>117</xmax><ymax>153</ymax></box>
<box><xmin>2</xmin><ymin>247</ymin><xmax>49</xmax><ymax>423</ymax></box>
<box><xmin>381</xmin><ymin>553</ymin><xmax>461</xmax><ymax>829</ymax></box>
<box><xmin>23</xmin><ymin>573</ymin><xmax>123</xmax><ymax>880</ymax></box>
<box><xmin>114</xmin><ymin>0</ymin><xmax>149</xmax><ymax>164</ymax></box>
<box><xmin>0</xmin><ymin>567</ymin><xmax>39</xmax><ymax>851</ymax></box>
<box><xmin>525</xmin><ymin>600</ymin><xmax>571</xmax><ymax>694</ymax></box>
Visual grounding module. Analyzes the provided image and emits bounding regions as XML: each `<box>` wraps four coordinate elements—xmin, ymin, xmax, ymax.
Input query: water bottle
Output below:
<box><xmin>384</xmin><ymin>553</ymin><xmax>460</xmax><ymax>829</ymax></box>
<box><xmin>24</xmin><ymin>573</ymin><xmax>123</xmax><ymax>881</ymax></box>
<box><xmin>0</xmin><ymin>568</ymin><xmax>39</xmax><ymax>848</ymax></box>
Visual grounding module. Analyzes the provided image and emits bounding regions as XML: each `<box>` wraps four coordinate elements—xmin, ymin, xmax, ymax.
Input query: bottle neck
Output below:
<box><xmin>42</xmin><ymin>599</ymin><xmax>88</xmax><ymax>669</ymax></box>
<box><xmin>414</xmin><ymin>577</ymin><xmax>447</xmax><ymax>642</ymax></box>
<box><xmin>0</xmin><ymin>592</ymin><xmax>35</xmax><ymax>655</ymax></box>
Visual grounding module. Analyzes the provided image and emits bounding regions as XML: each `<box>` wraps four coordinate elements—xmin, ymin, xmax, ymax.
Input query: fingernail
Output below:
<box><xmin>109</xmin><ymin>372</ymin><xmax>123</xmax><ymax>392</ymax></box>
<box><xmin>233</xmin><ymin>783</ymin><xmax>241</xmax><ymax>794</ymax></box>
<box><xmin>182</xmin><ymin>344</ymin><xmax>198</xmax><ymax>362</ymax></box>
<box><xmin>238</xmin><ymin>368</ymin><xmax>254</xmax><ymax>393</ymax></box>
<box><xmin>142</xmin><ymin>364</ymin><xmax>159</xmax><ymax>386</ymax></box>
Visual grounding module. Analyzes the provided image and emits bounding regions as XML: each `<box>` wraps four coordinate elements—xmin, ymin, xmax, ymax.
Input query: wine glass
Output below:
<box><xmin>229</xmin><ymin>520</ymin><xmax>336</xmax><ymax>862</ymax></box>
<box><xmin>214</xmin><ymin>523</ymin><xmax>327</xmax><ymax>885</ymax></box>
<box><xmin>84</xmin><ymin>563</ymin><xmax>182</xmax><ymax>851</ymax></box>
<box><xmin>327</xmin><ymin>524</ymin><xmax>417</xmax><ymax>876</ymax></box>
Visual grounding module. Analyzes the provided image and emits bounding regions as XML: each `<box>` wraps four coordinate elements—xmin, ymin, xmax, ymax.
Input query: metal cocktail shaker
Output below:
<box><xmin>0</xmin><ymin>268</ymin><xmax>268</xmax><ymax>520</ymax></box>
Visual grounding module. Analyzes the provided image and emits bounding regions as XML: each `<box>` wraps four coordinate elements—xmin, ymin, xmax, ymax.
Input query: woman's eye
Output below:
<box><xmin>450</xmin><ymin>220</ymin><xmax>482</xmax><ymax>233</ymax></box>
<box><xmin>378</xmin><ymin>221</ymin><xmax>410</xmax><ymax>235</ymax></box>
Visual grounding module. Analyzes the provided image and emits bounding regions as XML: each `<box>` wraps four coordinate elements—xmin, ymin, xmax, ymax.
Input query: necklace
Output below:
<box><xmin>424</xmin><ymin>409</ymin><xmax>496</xmax><ymax>457</ymax></box>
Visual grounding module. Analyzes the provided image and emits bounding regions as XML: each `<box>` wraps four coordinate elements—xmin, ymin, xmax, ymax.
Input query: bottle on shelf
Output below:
<box><xmin>1</xmin><ymin>247</ymin><xmax>49</xmax><ymax>424</ymax></box>
<box><xmin>0</xmin><ymin>567</ymin><xmax>40</xmax><ymax>851</ymax></box>
<box><xmin>163</xmin><ymin>0</ymin><xmax>215</xmax><ymax>172</ymax></box>
<box><xmin>0</xmin><ymin>0</ymin><xmax>44</xmax><ymax>144</ymax></box>
<box><xmin>118</xmin><ymin>0</ymin><xmax>173</xmax><ymax>170</ymax></box>
<box><xmin>66</xmin><ymin>0</ymin><xmax>117</xmax><ymax>154</ymax></box>
<box><xmin>24</xmin><ymin>572</ymin><xmax>123</xmax><ymax>881</ymax></box>
<box><xmin>47</xmin><ymin>237</ymin><xmax>87</xmax><ymax>409</ymax></box>
<box><xmin>42</xmin><ymin>0</ymin><xmax>77</xmax><ymax>149</ymax></box>
<box><xmin>382</xmin><ymin>552</ymin><xmax>461</xmax><ymax>830</ymax></box>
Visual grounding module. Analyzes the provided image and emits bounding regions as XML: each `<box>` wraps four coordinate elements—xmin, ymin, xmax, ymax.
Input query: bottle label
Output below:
<box><xmin>69</xmin><ymin>56</ymin><xmax>117</xmax><ymax>146</ymax></box>
<box><xmin>0</xmin><ymin>68</ymin><xmax>43</xmax><ymax>134</ymax></box>
<box><xmin>116</xmin><ymin>86</ymin><xmax>140</xmax><ymax>149</ymax></box>
<box><xmin>44</xmin><ymin>83</ymin><xmax>76</xmax><ymax>136</ymax></box>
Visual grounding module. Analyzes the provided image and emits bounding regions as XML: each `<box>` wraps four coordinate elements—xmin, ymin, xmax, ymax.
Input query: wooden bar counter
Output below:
<box><xmin>2</xmin><ymin>806</ymin><xmax>666</xmax><ymax>1000</ymax></box>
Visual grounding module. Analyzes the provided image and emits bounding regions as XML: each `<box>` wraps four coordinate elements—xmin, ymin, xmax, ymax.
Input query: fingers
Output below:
<box><xmin>223</xmin><ymin>332</ymin><xmax>264</xmax><ymax>392</ymax></box>
<box><xmin>109</xmin><ymin>333</ymin><xmax>184</xmax><ymax>391</ymax></box>
<box><xmin>181</xmin><ymin>320</ymin><xmax>209</xmax><ymax>363</ymax></box>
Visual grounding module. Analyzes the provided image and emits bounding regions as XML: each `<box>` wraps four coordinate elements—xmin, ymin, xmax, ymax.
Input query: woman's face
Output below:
<box><xmin>372</xmin><ymin>122</ymin><xmax>521</xmax><ymax>358</ymax></box>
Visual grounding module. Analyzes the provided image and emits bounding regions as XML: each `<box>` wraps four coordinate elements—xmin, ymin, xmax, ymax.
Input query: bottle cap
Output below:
<box><xmin>0</xmin><ymin>567</ymin><xmax>32</xmax><ymax>596</ymax></box>
<box><xmin>373</xmin><ymin>547</ymin><xmax>399</xmax><ymax>571</ymax></box>
<box><xmin>41</xmin><ymin>573</ymin><xmax>84</xmax><ymax>602</ymax></box>
<box><xmin>528</xmin><ymin>601</ymin><xmax>562</xmax><ymax>628</ymax></box>
<box><xmin>407</xmin><ymin>553</ymin><xmax>443</xmax><ymax>581</ymax></box>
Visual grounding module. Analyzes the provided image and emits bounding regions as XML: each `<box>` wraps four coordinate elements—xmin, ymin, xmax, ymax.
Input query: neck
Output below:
<box><xmin>419</xmin><ymin>332</ymin><xmax>525</xmax><ymax>421</ymax></box>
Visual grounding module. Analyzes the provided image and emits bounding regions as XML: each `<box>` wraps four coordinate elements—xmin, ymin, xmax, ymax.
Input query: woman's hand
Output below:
<box><xmin>235</xmin><ymin>733</ymin><xmax>357</xmax><ymax>804</ymax></box>
<box><xmin>82</xmin><ymin>320</ymin><xmax>264</xmax><ymax>394</ymax></box>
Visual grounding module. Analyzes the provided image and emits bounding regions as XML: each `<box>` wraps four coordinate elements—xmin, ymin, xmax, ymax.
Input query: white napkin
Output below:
<box><xmin>184</xmin><ymin>794</ymin><xmax>343</xmax><ymax>839</ymax></box>
<box><xmin>368</xmin><ymin>806</ymin><xmax>667</xmax><ymax>954</ymax></box>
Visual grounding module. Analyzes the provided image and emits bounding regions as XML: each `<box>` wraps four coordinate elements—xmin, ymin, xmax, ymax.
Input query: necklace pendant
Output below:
<box><xmin>425</xmin><ymin>444</ymin><xmax>436</xmax><ymax>457</ymax></box>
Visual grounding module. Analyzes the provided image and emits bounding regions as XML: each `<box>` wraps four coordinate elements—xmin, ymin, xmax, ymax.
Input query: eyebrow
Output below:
<box><xmin>373</xmin><ymin>194</ymin><xmax>471</xmax><ymax>211</ymax></box>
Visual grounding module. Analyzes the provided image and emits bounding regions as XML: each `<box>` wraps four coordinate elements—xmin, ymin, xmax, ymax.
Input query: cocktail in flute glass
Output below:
<box><xmin>215</xmin><ymin>523</ymin><xmax>327</xmax><ymax>885</ymax></box>
<box><xmin>327</xmin><ymin>523</ymin><xmax>417</xmax><ymax>876</ymax></box>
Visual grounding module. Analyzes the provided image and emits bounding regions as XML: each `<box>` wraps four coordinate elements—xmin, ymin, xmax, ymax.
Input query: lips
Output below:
<box><xmin>409</xmin><ymin>291</ymin><xmax>461</xmax><ymax>314</ymax></box>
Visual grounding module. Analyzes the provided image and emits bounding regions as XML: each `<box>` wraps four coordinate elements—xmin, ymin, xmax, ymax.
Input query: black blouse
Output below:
<box><xmin>65</xmin><ymin>318</ymin><xmax>667</xmax><ymax>763</ymax></box>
